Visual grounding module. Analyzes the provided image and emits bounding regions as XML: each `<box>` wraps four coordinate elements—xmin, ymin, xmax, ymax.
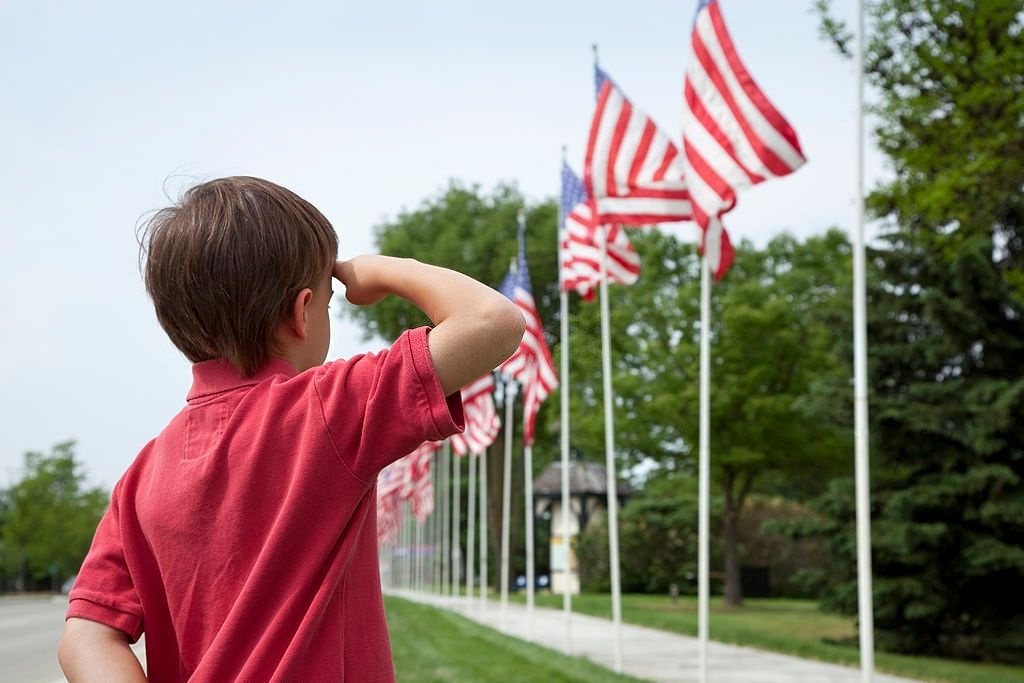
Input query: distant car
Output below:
<box><xmin>514</xmin><ymin>574</ymin><xmax>550</xmax><ymax>591</ymax></box>
<box><xmin>61</xmin><ymin>574</ymin><xmax>77</xmax><ymax>594</ymax></box>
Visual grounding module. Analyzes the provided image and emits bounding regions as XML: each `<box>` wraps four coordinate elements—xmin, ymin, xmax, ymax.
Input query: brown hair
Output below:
<box><xmin>139</xmin><ymin>176</ymin><xmax>337</xmax><ymax>377</ymax></box>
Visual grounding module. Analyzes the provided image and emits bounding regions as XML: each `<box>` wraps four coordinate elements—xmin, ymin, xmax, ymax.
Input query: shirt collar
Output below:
<box><xmin>187</xmin><ymin>357</ymin><xmax>298</xmax><ymax>402</ymax></box>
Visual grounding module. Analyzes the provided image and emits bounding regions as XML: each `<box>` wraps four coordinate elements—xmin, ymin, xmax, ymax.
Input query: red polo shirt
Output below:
<box><xmin>67</xmin><ymin>327</ymin><xmax>463</xmax><ymax>682</ymax></box>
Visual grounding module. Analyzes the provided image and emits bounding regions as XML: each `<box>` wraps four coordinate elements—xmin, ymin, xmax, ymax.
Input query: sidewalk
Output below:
<box><xmin>391</xmin><ymin>590</ymin><xmax>921</xmax><ymax>683</ymax></box>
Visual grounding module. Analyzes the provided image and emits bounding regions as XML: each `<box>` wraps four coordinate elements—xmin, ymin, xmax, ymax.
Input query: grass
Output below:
<box><xmin>509</xmin><ymin>592</ymin><xmax>1024</xmax><ymax>683</ymax></box>
<box><xmin>385</xmin><ymin>595</ymin><xmax>643</xmax><ymax>683</ymax></box>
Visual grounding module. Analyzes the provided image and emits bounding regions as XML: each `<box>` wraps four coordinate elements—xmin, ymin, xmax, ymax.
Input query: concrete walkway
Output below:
<box><xmin>391</xmin><ymin>590</ymin><xmax>920</xmax><ymax>683</ymax></box>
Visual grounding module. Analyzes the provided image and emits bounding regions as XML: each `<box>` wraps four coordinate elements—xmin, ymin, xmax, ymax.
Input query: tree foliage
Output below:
<box><xmin>1</xmin><ymin>441</ymin><xmax>108</xmax><ymax>590</ymax></box>
<box><xmin>345</xmin><ymin>181</ymin><xmax>853</xmax><ymax>605</ymax></box>
<box><xmin>810</xmin><ymin>0</ymin><xmax>1024</xmax><ymax>663</ymax></box>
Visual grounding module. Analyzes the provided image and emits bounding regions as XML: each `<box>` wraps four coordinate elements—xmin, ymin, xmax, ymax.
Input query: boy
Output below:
<box><xmin>57</xmin><ymin>176</ymin><xmax>525</xmax><ymax>682</ymax></box>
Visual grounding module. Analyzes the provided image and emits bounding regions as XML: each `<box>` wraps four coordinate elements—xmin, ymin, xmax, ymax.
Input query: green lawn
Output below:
<box><xmin>511</xmin><ymin>593</ymin><xmax>1024</xmax><ymax>683</ymax></box>
<box><xmin>385</xmin><ymin>595</ymin><xmax>643</xmax><ymax>683</ymax></box>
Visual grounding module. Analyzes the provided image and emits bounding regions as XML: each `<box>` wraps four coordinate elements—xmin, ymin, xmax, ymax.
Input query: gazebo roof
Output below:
<box><xmin>533</xmin><ymin>460</ymin><xmax>634</xmax><ymax>498</ymax></box>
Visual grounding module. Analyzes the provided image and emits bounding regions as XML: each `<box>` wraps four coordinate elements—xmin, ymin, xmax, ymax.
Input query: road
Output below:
<box><xmin>0</xmin><ymin>595</ymin><xmax>146</xmax><ymax>683</ymax></box>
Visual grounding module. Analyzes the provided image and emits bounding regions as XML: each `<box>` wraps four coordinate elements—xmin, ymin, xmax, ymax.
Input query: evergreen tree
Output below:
<box><xmin>814</xmin><ymin>0</ymin><xmax>1024</xmax><ymax>662</ymax></box>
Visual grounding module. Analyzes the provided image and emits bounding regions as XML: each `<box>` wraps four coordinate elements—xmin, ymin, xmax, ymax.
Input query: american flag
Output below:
<box><xmin>585</xmin><ymin>66</ymin><xmax>693</xmax><ymax>225</ymax></box>
<box><xmin>683</xmin><ymin>0</ymin><xmax>806</xmax><ymax>277</ymax></box>
<box><xmin>450</xmin><ymin>373</ymin><xmax>501</xmax><ymax>456</ymax></box>
<box><xmin>560</xmin><ymin>162</ymin><xmax>640</xmax><ymax>301</ymax></box>
<box><xmin>499</xmin><ymin>222</ymin><xmax>559</xmax><ymax>446</ymax></box>
<box><xmin>376</xmin><ymin>459</ymin><xmax>406</xmax><ymax>546</ymax></box>
<box><xmin>403</xmin><ymin>441</ymin><xmax>440</xmax><ymax>522</ymax></box>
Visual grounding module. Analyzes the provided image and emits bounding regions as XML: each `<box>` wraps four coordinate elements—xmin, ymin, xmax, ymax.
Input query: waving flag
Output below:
<box><xmin>404</xmin><ymin>441</ymin><xmax>440</xmax><ymax>522</ymax></box>
<box><xmin>683</xmin><ymin>0</ymin><xmax>806</xmax><ymax>277</ymax></box>
<box><xmin>560</xmin><ymin>162</ymin><xmax>640</xmax><ymax>300</ymax></box>
<box><xmin>376</xmin><ymin>459</ymin><xmax>406</xmax><ymax>546</ymax></box>
<box><xmin>450</xmin><ymin>373</ymin><xmax>501</xmax><ymax>456</ymax></box>
<box><xmin>585</xmin><ymin>67</ymin><xmax>692</xmax><ymax>225</ymax></box>
<box><xmin>499</xmin><ymin>223</ymin><xmax>559</xmax><ymax>446</ymax></box>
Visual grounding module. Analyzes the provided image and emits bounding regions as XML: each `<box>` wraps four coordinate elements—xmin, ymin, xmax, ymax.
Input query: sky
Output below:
<box><xmin>0</xmin><ymin>0</ymin><xmax>880</xmax><ymax>489</ymax></box>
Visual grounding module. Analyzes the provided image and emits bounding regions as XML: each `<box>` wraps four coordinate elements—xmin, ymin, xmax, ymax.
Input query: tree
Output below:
<box><xmin>348</xmin><ymin>183</ymin><xmax>854</xmax><ymax>605</ymax></box>
<box><xmin>574</xmin><ymin>228</ymin><xmax>851</xmax><ymax>607</ymax></box>
<box><xmin>812</xmin><ymin>0</ymin><xmax>1024</xmax><ymax>662</ymax></box>
<box><xmin>2</xmin><ymin>441</ymin><xmax>108</xmax><ymax>590</ymax></box>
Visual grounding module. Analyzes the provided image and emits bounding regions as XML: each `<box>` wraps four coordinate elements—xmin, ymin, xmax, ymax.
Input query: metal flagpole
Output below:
<box><xmin>524</xmin><ymin>441</ymin><xmax>535</xmax><ymax>641</ymax></box>
<box><xmin>451</xmin><ymin>452</ymin><xmax>461</xmax><ymax>597</ymax></box>
<box><xmin>559</xmin><ymin>145</ymin><xmax>574</xmax><ymax>655</ymax></box>
<box><xmin>853</xmin><ymin>2</ymin><xmax>875</xmax><ymax>680</ymax></box>
<box><xmin>479</xmin><ymin>448</ymin><xmax>489</xmax><ymax>612</ymax></box>
<box><xmin>500</xmin><ymin>380</ymin><xmax>517</xmax><ymax>626</ymax></box>
<box><xmin>597</xmin><ymin>225</ymin><xmax>624</xmax><ymax>673</ymax></box>
<box><xmin>441</xmin><ymin>441</ymin><xmax>450</xmax><ymax>596</ymax></box>
<box><xmin>415</xmin><ymin>515</ymin><xmax>423</xmax><ymax>593</ymax></box>
<box><xmin>434</xmin><ymin>455</ymin><xmax>441</xmax><ymax>594</ymax></box>
<box><xmin>698</xmin><ymin>254</ymin><xmax>711</xmax><ymax>683</ymax></box>
<box><xmin>466</xmin><ymin>451</ymin><xmax>477</xmax><ymax>607</ymax></box>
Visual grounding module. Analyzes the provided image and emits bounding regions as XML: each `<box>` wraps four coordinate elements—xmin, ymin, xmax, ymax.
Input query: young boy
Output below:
<box><xmin>57</xmin><ymin>176</ymin><xmax>525</xmax><ymax>682</ymax></box>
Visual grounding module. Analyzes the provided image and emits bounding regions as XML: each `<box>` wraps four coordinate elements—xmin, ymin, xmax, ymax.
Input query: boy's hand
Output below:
<box><xmin>334</xmin><ymin>256</ymin><xmax>395</xmax><ymax>306</ymax></box>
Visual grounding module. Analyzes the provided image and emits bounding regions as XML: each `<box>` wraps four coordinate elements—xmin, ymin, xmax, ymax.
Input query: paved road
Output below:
<box><xmin>0</xmin><ymin>595</ymin><xmax>146</xmax><ymax>683</ymax></box>
<box><xmin>393</xmin><ymin>590</ymin><xmax>923</xmax><ymax>683</ymax></box>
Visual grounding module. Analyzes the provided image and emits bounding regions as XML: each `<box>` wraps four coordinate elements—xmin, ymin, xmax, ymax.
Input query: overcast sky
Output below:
<box><xmin>0</xmin><ymin>0</ymin><xmax>879</xmax><ymax>489</ymax></box>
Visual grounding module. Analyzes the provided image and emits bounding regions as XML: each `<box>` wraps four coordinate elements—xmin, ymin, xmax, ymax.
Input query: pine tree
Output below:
<box><xmin>814</xmin><ymin>0</ymin><xmax>1024</xmax><ymax>662</ymax></box>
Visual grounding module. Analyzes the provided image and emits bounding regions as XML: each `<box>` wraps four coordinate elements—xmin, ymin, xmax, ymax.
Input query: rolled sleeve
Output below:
<box><xmin>66</xmin><ymin>485</ymin><xmax>144</xmax><ymax>642</ymax></box>
<box><xmin>315</xmin><ymin>326</ymin><xmax>464</xmax><ymax>481</ymax></box>
<box><xmin>67</xmin><ymin>596</ymin><xmax>144</xmax><ymax>642</ymax></box>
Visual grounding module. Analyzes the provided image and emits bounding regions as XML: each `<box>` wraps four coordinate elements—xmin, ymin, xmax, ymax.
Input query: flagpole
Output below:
<box><xmin>451</xmin><ymin>452</ymin><xmax>461</xmax><ymax>598</ymax></box>
<box><xmin>597</xmin><ymin>225</ymin><xmax>624</xmax><ymax>673</ymax></box>
<box><xmin>500</xmin><ymin>379</ymin><xmax>517</xmax><ymax>627</ymax></box>
<box><xmin>698</xmin><ymin>254</ymin><xmax>711</xmax><ymax>683</ymax></box>
<box><xmin>480</xmin><ymin>447</ymin><xmax>489</xmax><ymax>613</ymax></box>
<box><xmin>466</xmin><ymin>451</ymin><xmax>478</xmax><ymax>608</ymax></box>
<box><xmin>415</xmin><ymin>515</ymin><xmax>423</xmax><ymax>592</ymax></box>
<box><xmin>559</xmin><ymin>145</ymin><xmax>574</xmax><ymax>656</ymax></box>
<box><xmin>441</xmin><ymin>441</ymin><xmax>450</xmax><ymax>597</ymax></box>
<box><xmin>853</xmin><ymin>1</ymin><xmax>875</xmax><ymax>680</ymax></box>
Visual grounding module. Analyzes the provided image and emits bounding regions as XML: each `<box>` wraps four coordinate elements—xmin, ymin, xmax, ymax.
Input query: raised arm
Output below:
<box><xmin>59</xmin><ymin>618</ymin><xmax>148</xmax><ymax>683</ymax></box>
<box><xmin>335</xmin><ymin>256</ymin><xmax>525</xmax><ymax>396</ymax></box>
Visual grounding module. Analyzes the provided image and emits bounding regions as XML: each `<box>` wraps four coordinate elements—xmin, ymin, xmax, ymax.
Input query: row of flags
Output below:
<box><xmin>376</xmin><ymin>0</ymin><xmax>805</xmax><ymax>577</ymax></box>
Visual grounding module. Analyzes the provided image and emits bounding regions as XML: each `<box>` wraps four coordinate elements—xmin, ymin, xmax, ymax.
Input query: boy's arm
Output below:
<box><xmin>59</xmin><ymin>618</ymin><xmax>147</xmax><ymax>683</ymax></box>
<box><xmin>335</xmin><ymin>256</ymin><xmax>525</xmax><ymax>396</ymax></box>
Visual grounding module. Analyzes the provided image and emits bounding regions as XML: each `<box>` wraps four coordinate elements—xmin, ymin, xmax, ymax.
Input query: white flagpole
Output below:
<box><xmin>524</xmin><ymin>441</ymin><xmax>535</xmax><ymax>641</ymax></box>
<box><xmin>441</xmin><ymin>441</ymin><xmax>450</xmax><ymax>596</ymax></box>
<box><xmin>466</xmin><ymin>451</ymin><xmax>478</xmax><ymax>607</ymax></box>
<box><xmin>451</xmin><ymin>452</ymin><xmax>461</xmax><ymax>598</ymax></box>
<box><xmin>500</xmin><ymin>380</ymin><xmax>517</xmax><ymax>626</ymax></box>
<box><xmin>559</xmin><ymin>145</ymin><xmax>574</xmax><ymax>655</ymax></box>
<box><xmin>480</xmin><ymin>448</ymin><xmax>489</xmax><ymax>612</ymax></box>
<box><xmin>698</xmin><ymin>255</ymin><xmax>711</xmax><ymax>683</ymax></box>
<box><xmin>597</xmin><ymin>225</ymin><xmax>624</xmax><ymax>673</ymax></box>
<box><xmin>853</xmin><ymin>2</ymin><xmax>875</xmax><ymax>680</ymax></box>
<box><xmin>415</xmin><ymin>515</ymin><xmax>423</xmax><ymax>592</ymax></box>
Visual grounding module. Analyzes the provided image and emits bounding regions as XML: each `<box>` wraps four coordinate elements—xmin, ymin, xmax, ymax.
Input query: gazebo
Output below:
<box><xmin>533</xmin><ymin>456</ymin><xmax>633</xmax><ymax>595</ymax></box>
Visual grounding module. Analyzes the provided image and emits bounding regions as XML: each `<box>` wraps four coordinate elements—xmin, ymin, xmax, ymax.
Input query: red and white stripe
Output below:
<box><xmin>450</xmin><ymin>374</ymin><xmax>501</xmax><ymax>456</ymax></box>
<box><xmin>585</xmin><ymin>81</ymin><xmax>692</xmax><ymax>225</ymax></box>
<box><xmin>683</xmin><ymin>0</ymin><xmax>806</xmax><ymax>277</ymax></box>
<box><xmin>560</xmin><ymin>200</ymin><xmax>640</xmax><ymax>301</ymax></box>
<box><xmin>499</xmin><ymin>293</ymin><xmax>558</xmax><ymax>447</ymax></box>
<box><xmin>404</xmin><ymin>441</ymin><xmax>439</xmax><ymax>522</ymax></box>
<box><xmin>376</xmin><ymin>459</ymin><xmax>406</xmax><ymax>546</ymax></box>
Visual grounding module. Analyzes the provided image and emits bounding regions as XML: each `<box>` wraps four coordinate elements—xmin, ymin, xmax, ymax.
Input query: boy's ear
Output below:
<box><xmin>285</xmin><ymin>287</ymin><xmax>314</xmax><ymax>341</ymax></box>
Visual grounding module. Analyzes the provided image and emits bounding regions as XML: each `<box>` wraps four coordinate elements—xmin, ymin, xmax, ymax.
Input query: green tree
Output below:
<box><xmin>813</xmin><ymin>0</ymin><xmax>1024</xmax><ymax>662</ymax></box>
<box><xmin>570</xmin><ymin>228</ymin><xmax>852</xmax><ymax>606</ymax></box>
<box><xmin>347</xmin><ymin>184</ymin><xmax>852</xmax><ymax>605</ymax></box>
<box><xmin>2</xmin><ymin>441</ymin><xmax>108</xmax><ymax>590</ymax></box>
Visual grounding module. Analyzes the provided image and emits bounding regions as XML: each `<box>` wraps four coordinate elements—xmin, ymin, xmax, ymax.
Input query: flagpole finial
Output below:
<box><xmin>561</xmin><ymin>144</ymin><xmax>567</xmax><ymax>160</ymax></box>
<box><xmin>592</xmin><ymin>43</ymin><xmax>600</xmax><ymax>67</ymax></box>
